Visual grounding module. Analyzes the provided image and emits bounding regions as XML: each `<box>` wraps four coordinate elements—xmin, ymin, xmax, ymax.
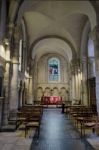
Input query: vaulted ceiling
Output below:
<box><xmin>8</xmin><ymin>0</ymin><xmax>97</xmax><ymax>64</ymax></box>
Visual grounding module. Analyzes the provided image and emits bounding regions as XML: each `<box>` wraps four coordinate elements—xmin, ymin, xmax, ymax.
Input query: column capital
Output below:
<box><xmin>12</xmin><ymin>59</ymin><xmax>19</xmax><ymax>64</ymax></box>
<box><xmin>6</xmin><ymin>60</ymin><xmax>11</xmax><ymax>64</ymax></box>
<box><xmin>7</xmin><ymin>22</ymin><xmax>14</xmax><ymax>39</ymax></box>
<box><xmin>89</xmin><ymin>25</ymin><xmax>99</xmax><ymax>42</ymax></box>
<box><xmin>71</xmin><ymin>59</ymin><xmax>81</xmax><ymax>69</ymax></box>
<box><xmin>90</xmin><ymin>26</ymin><xmax>99</xmax><ymax>58</ymax></box>
<box><xmin>8</xmin><ymin>22</ymin><xmax>14</xmax><ymax>29</ymax></box>
<box><xmin>11</xmin><ymin>26</ymin><xmax>20</xmax><ymax>61</ymax></box>
<box><xmin>14</xmin><ymin>26</ymin><xmax>20</xmax><ymax>44</ymax></box>
<box><xmin>71</xmin><ymin>58</ymin><xmax>81</xmax><ymax>64</ymax></box>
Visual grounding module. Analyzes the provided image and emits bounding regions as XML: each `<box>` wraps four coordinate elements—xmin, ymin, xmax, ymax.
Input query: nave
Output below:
<box><xmin>1</xmin><ymin>1</ymin><xmax>99</xmax><ymax>149</ymax></box>
<box><xmin>30</xmin><ymin>108</ymin><xmax>94</xmax><ymax>150</ymax></box>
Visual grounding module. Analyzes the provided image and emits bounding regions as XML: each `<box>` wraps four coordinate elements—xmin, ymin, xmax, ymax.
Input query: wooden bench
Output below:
<box><xmin>16</xmin><ymin>105</ymin><xmax>43</xmax><ymax>138</ymax></box>
<box><xmin>25</xmin><ymin>111</ymin><xmax>41</xmax><ymax>138</ymax></box>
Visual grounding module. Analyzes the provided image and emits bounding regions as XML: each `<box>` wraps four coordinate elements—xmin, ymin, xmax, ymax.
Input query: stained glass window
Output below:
<box><xmin>48</xmin><ymin>57</ymin><xmax>60</xmax><ymax>82</ymax></box>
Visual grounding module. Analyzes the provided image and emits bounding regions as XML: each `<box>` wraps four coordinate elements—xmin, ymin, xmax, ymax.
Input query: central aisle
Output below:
<box><xmin>30</xmin><ymin>108</ymin><xmax>94</xmax><ymax>150</ymax></box>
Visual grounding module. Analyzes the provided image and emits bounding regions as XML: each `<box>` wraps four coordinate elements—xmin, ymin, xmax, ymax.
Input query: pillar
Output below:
<box><xmin>32</xmin><ymin>59</ymin><xmax>37</xmax><ymax>103</ymax></box>
<box><xmin>77</xmin><ymin>70</ymin><xmax>80</xmax><ymax>101</ymax></box>
<box><xmin>72</xmin><ymin>74</ymin><xmax>75</xmax><ymax>104</ymax></box>
<box><xmin>10</xmin><ymin>62</ymin><xmax>19</xmax><ymax>111</ymax></box>
<box><xmin>81</xmin><ymin>58</ymin><xmax>88</xmax><ymax>106</ymax></box>
<box><xmin>0</xmin><ymin>0</ymin><xmax>6</xmax><ymax>43</ymax></box>
<box><xmin>74</xmin><ymin>61</ymin><xmax>78</xmax><ymax>101</ymax></box>
<box><xmin>91</xmin><ymin>26</ymin><xmax>99</xmax><ymax>114</ymax></box>
<box><xmin>71</xmin><ymin>59</ymin><xmax>83</xmax><ymax>104</ymax></box>
<box><xmin>28</xmin><ymin>77</ymin><xmax>33</xmax><ymax>104</ymax></box>
<box><xmin>71</xmin><ymin>60</ymin><xmax>77</xmax><ymax>104</ymax></box>
<box><xmin>0</xmin><ymin>66</ymin><xmax>5</xmax><ymax>126</ymax></box>
<box><xmin>75</xmin><ymin>68</ymin><xmax>79</xmax><ymax>100</ymax></box>
<box><xmin>10</xmin><ymin>26</ymin><xmax>20</xmax><ymax>114</ymax></box>
<box><xmin>3</xmin><ymin>45</ymin><xmax>11</xmax><ymax>125</ymax></box>
<box><xmin>75</xmin><ymin>60</ymin><xmax>81</xmax><ymax>101</ymax></box>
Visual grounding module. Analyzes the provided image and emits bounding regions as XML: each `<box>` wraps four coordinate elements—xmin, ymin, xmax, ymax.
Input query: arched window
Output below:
<box><xmin>48</xmin><ymin>57</ymin><xmax>60</xmax><ymax>82</ymax></box>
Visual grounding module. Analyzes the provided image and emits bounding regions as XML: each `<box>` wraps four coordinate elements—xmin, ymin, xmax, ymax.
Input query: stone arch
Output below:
<box><xmin>44</xmin><ymin>87</ymin><xmax>51</xmax><ymax>97</ymax></box>
<box><xmin>60</xmin><ymin>87</ymin><xmax>68</xmax><ymax>102</ymax></box>
<box><xmin>31</xmin><ymin>35</ymin><xmax>76</xmax><ymax>61</ymax></box>
<box><xmin>37</xmin><ymin>87</ymin><xmax>43</xmax><ymax>101</ymax></box>
<box><xmin>52</xmin><ymin>87</ymin><xmax>59</xmax><ymax>96</ymax></box>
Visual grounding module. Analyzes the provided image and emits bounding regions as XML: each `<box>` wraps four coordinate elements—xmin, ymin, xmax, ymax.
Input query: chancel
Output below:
<box><xmin>0</xmin><ymin>0</ymin><xmax>99</xmax><ymax>150</ymax></box>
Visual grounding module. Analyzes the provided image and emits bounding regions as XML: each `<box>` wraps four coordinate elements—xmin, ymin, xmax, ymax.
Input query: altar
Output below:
<box><xmin>41</xmin><ymin>96</ymin><xmax>62</xmax><ymax>105</ymax></box>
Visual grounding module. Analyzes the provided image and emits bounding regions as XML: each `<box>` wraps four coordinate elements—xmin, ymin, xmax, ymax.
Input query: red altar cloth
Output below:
<box><xmin>42</xmin><ymin>96</ymin><xmax>62</xmax><ymax>105</ymax></box>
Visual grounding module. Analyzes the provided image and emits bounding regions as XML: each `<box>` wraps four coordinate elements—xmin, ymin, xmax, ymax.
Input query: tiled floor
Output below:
<box><xmin>0</xmin><ymin>108</ymin><xmax>96</xmax><ymax>150</ymax></box>
<box><xmin>30</xmin><ymin>108</ymin><xmax>94</xmax><ymax>150</ymax></box>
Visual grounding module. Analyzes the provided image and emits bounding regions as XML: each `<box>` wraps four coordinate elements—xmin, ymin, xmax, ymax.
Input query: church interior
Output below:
<box><xmin>1</xmin><ymin>0</ymin><xmax>99</xmax><ymax>150</ymax></box>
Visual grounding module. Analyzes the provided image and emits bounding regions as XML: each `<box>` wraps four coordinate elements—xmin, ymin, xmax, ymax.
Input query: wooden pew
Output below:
<box><xmin>16</xmin><ymin>105</ymin><xmax>43</xmax><ymax>138</ymax></box>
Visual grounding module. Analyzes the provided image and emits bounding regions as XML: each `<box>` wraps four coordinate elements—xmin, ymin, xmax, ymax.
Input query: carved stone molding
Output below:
<box><xmin>7</xmin><ymin>22</ymin><xmax>14</xmax><ymax>40</ymax></box>
<box><xmin>14</xmin><ymin>26</ymin><xmax>20</xmax><ymax>44</ymax></box>
<box><xmin>89</xmin><ymin>26</ymin><xmax>99</xmax><ymax>58</ymax></box>
<box><xmin>90</xmin><ymin>25</ymin><xmax>99</xmax><ymax>42</ymax></box>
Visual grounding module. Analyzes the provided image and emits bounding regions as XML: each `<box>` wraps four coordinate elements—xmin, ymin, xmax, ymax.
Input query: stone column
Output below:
<box><xmin>69</xmin><ymin>76</ymin><xmax>72</xmax><ymax>102</ymax></box>
<box><xmin>71</xmin><ymin>59</ymin><xmax>82</xmax><ymax>104</ymax></box>
<box><xmin>77</xmin><ymin>71</ymin><xmax>80</xmax><ymax>101</ymax></box>
<box><xmin>88</xmin><ymin>57</ymin><xmax>95</xmax><ymax>78</ymax></box>
<box><xmin>25</xmin><ymin>76</ymin><xmax>28</xmax><ymax>104</ymax></box>
<box><xmin>77</xmin><ymin>64</ymin><xmax>82</xmax><ymax>102</ymax></box>
<box><xmin>28</xmin><ymin>77</ymin><xmax>33</xmax><ymax>104</ymax></box>
<box><xmin>32</xmin><ymin>59</ymin><xmax>37</xmax><ymax>103</ymax></box>
<box><xmin>25</xmin><ymin>75</ymin><xmax>33</xmax><ymax>105</ymax></box>
<box><xmin>0</xmin><ymin>66</ymin><xmax>5</xmax><ymax>126</ymax></box>
<box><xmin>73</xmin><ymin>62</ymin><xmax>78</xmax><ymax>101</ymax></box>
<box><xmin>71</xmin><ymin>61</ymin><xmax>76</xmax><ymax>104</ymax></box>
<box><xmin>20</xmin><ymin>87</ymin><xmax>23</xmax><ymax>108</ymax></box>
<box><xmin>3</xmin><ymin>45</ymin><xmax>11</xmax><ymax>125</ymax></box>
<box><xmin>22</xmin><ymin>82</ymin><xmax>25</xmax><ymax>106</ymax></box>
<box><xmin>91</xmin><ymin>26</ymin><xmax>99</xmax><ymax>114</ymax></box>
<box><xmin>75</xmin><ymin>69</ymin><xmax>78</xmax><ymax>100</ymax></box>
<box><xmin>72</xmin><ymin>74</ymin><xmax>75</xmax><ymax>104</ymax></box>
<box><xmin>0</xmin><ymin>0</ymin><xmax>6</xmax><ymax>43</ymax></box>
<box><xmin>75</xmin><ymin>61</ymin><xmax>81</xmax><ymax>101</ymax></box>
<box><xmin>10</xmin><ymin>26</ymin><xmax>20</xmax><ymax>114</ymax></box>
<box><xmin>82</xmin><ymin>59</ymin><xmax>88</xmax><ymax>106</ymax></box>
<box><xmin>8</xmin><ymin>23</ymin><xmax>14</xmax><ymax>43</ymax></box>
<box><xmin>10</xmin><ymin>62</ymin><xmax>19</xmax><ymax>111</ymax></box>
<box><xmin>22</xmin><ymin>41</ymin><xmax>27</xmax><ymax>72</ymax></box>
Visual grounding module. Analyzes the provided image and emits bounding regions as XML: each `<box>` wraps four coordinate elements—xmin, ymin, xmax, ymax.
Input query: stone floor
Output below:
<box><xmin>0</xmin><ymin>132</ymin><xmax>32</xmax><ymax>150</ymax></box>
<box><xmin>30</xmin><ymin>108</ymin><xmax>94</xmax><ymax>150</ymax></box>
<box><xmin>0</xmin><ymin>108</ymin><xmax>98</xmax><ymax>150</ymax></box>
<box><xmin>87</xmin><ymin>134</ymin><xmax>99</xmax><ymax>150</ymax></box>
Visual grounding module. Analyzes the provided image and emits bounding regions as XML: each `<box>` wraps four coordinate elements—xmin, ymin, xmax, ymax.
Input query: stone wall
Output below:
<box><xmin>36</xmin><ymin>54</ymin><xmax>69</xmax><ymax>102</ymax></box>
